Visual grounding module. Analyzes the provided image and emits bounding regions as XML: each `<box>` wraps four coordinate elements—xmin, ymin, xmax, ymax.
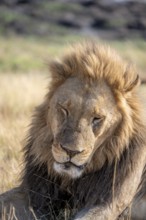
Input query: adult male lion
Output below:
<box><xmin>0</xmin><ymin>42</ymin><xmax>146</xmax><ymax>220</ymax></box>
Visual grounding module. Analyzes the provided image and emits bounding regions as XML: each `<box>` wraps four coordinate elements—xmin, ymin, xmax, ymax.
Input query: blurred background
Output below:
<box><xmin>0</xmin><ymin>0</ymin><xmax>146</xmax><ymax>75</ymax></box>
<box><xmin>0</xmin><ymin>0</ymin><xmax>146</xmax><ymax>219</ymax></box>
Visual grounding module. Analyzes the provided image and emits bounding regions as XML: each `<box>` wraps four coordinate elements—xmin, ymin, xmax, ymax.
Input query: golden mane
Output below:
<box><xmin>49</xmin><ymin>42</ymin><xmax>139</xmax><ymax>93</ymax></box>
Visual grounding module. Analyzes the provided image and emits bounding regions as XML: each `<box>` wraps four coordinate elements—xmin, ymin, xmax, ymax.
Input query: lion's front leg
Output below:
<box><xmin>74</xmin><ymin>151</ymin><xmax>145</xmax><ymax>220</ymax></box>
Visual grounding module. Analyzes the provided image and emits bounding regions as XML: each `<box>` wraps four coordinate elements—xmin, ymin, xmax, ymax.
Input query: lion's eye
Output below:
<box><xmin>58</xmin><ymin>104</ymin><xmax>68</xmax><ymax>117</ymax></box>
<box><xmin>92</xmin><ymin>117</ymin><xmax>103</xmax><ymax>128</ymax></box>
<box><xmin>61</xmin><ymin>107</ymin><xmax>68</xmax><ymax>117</ymax></box>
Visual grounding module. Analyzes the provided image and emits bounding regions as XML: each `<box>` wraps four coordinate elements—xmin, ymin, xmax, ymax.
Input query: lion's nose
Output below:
<box><xmin>60</xmin><ymin>144</ymin><xmax>82</xmax><ymax>157</ymax></box>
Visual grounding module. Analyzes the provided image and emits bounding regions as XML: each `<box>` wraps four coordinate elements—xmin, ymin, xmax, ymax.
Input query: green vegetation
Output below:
<box><xmin>0</xmin><ymin>36</ymin><xmax>146</xmax><ymax>77</ymax></box>
<box><xmin>0</xmin><ymin>35</ymin><xmax>82</xmax><ymax>73</ymax></box>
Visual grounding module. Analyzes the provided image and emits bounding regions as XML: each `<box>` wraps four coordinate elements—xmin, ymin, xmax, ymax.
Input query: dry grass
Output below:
<box><xmin>0</xmin><ymin>72</ymin><xmax>48</xmax><ymax>193</ymax></box>
<box><xmin>0</xmin><ymin>35</ymin><xmax>146</xmax><ymax>195</ymax></box>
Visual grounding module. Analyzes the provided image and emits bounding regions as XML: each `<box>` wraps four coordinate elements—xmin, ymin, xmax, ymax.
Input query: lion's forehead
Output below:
<box><xmin>53</xmin><ymin>77</ymin><xmax>117</xmax><ymax>115</ymax></box>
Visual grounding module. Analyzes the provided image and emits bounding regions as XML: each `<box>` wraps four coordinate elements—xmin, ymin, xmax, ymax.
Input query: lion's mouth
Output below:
<box><xmin>56</xmin><ymin>161</ymin><xmax>86</xmax><ymax>170</ymax></box>
<box><xmin>53</xmin><ymin>161</ymin><xmax>87</xmax><ymax>178</ymax></box>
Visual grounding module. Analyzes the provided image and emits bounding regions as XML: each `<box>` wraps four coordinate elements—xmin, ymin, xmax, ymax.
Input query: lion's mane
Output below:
<box><xmin>21</xmin><ymin>42</ymin><xmax>146</xmax><ymax>219</ymax></box>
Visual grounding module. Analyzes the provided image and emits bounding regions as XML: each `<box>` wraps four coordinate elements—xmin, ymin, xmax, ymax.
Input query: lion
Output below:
<box><xmin>0</xmin><ymin>42</ymin><xmax>146</xmax><ymax>220</ymax></box>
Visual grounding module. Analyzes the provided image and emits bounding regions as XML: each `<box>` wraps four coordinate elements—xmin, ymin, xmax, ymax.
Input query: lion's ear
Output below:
<box><xmin>49</xmin><ymin>60</ymin><xmax>67</xmax><ymax>78</ymax></box>
<box><xmin>123</xmin><ymin>65</ymin><xmax>140</xmax><ymax>93</ymax></box>
<box><xmin>124</xmin><ymin>74</ymin><xmax>140</xmax><ymax>92</ymax></box>
<box><xmin>49</xmin><ymin>59</ymin><xmax>72</xmax><ymax>79</ymax></box>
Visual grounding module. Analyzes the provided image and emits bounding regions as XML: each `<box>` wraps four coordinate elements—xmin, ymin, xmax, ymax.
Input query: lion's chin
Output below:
<box><xmin>53</xmin><ymin>162</ymin><xmax>84</xmax><ymax>179</ymax></box>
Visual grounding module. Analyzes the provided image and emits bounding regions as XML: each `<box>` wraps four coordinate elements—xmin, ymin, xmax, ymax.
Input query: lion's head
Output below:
<box><xmin>28</xmin><ymin>42</ymin><xmax>140</xmax><ymax>179</ymax></box>
<box><xmin>49</xmin><ymin>76</ymin><xmax>121</xmax><ymax>178</ymax></box>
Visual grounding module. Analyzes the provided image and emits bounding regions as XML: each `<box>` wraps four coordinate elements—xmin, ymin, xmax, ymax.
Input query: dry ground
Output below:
<box><xmin>0</xmin><ymin>36</ymin><xmax>146</xmax><ymax>195</ymax></box>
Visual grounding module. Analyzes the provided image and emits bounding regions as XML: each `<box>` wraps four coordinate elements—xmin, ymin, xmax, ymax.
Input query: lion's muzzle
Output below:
<box><xmin>52</xmin><ymin>143</ymin><xmax>88</xmax><ymax>178</ymax></box>
<box><xmin>52</xmin><ymin>143</ymin><xmax>84</xmax><ymax>163</ymax></box>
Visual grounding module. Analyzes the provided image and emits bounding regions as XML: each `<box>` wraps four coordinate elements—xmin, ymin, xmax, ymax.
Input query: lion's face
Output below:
<box><xmin>48</xmin><ymin>77</ymin><xmax>121</xmax><ymax>178</ymax></box>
